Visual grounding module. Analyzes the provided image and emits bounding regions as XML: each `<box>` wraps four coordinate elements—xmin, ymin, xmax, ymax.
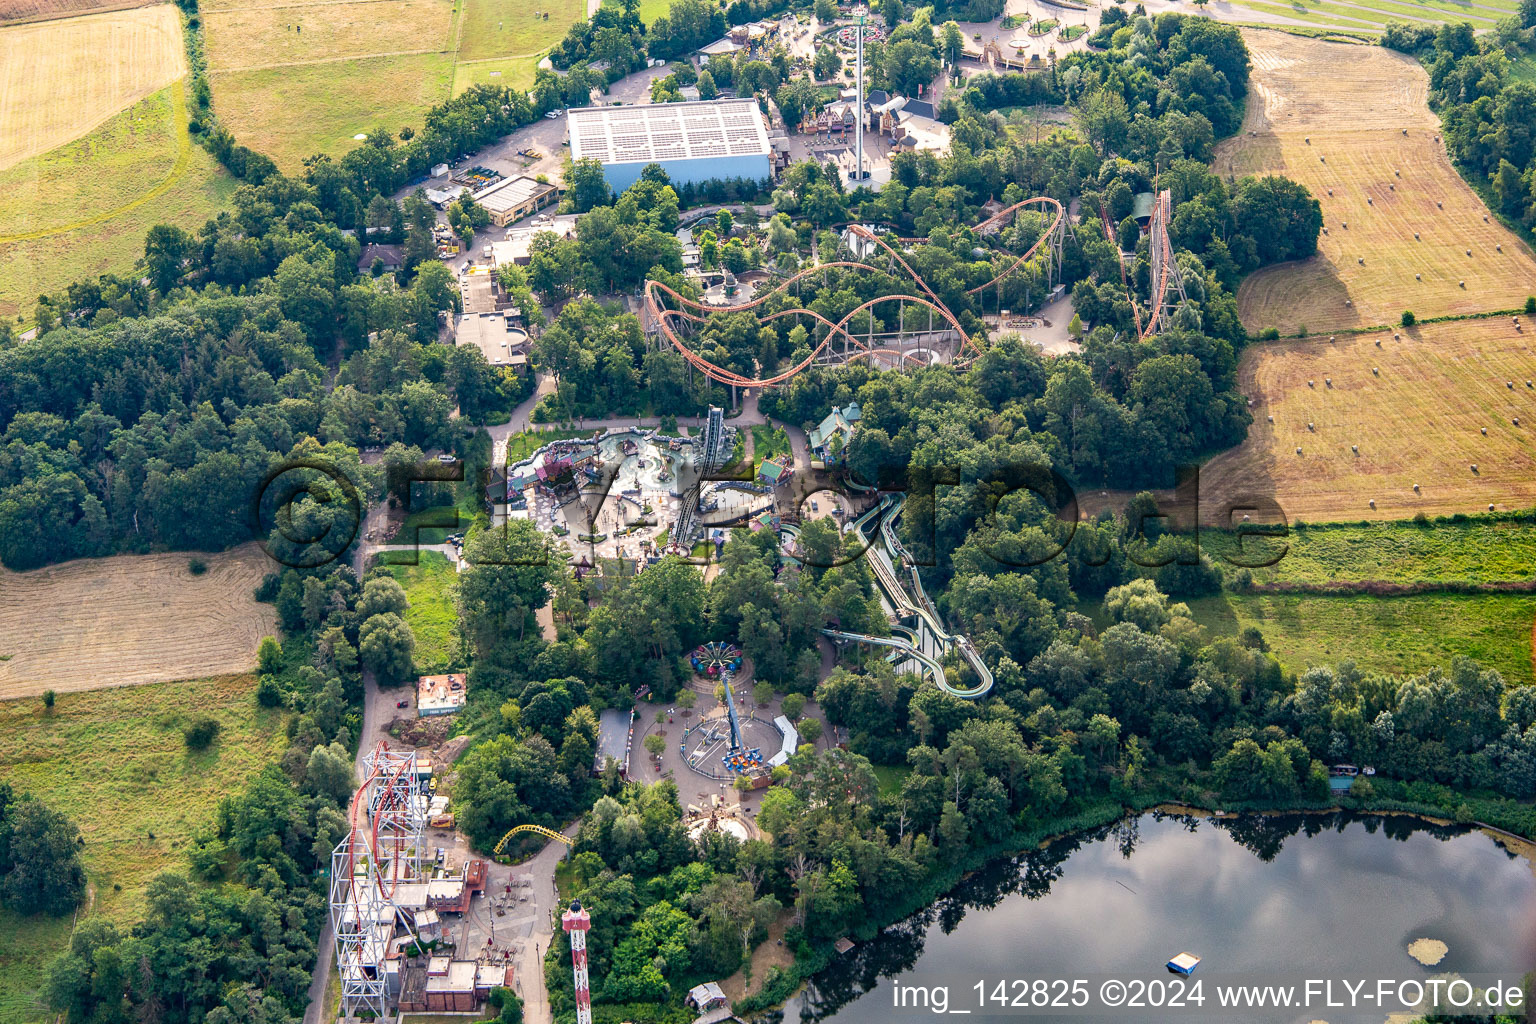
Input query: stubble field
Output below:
<box><xmin>0</xmin><ymin>545</ymin><xmax>278</xmax><ymax>698</ymax></box>
<box><xmin>1216</xmin><ymin>30</ymin><xmax>1536</xmax><ymax>336</ymax></box>
<box><xmin>0</xmin><ymin>5</ymin><xmax>186</xmax><ymax>169</ymax></box>
<box><xmin>1196</xmin><ymin>318</ymin><xmax>1536</xmax><ymax>524</ymax></box>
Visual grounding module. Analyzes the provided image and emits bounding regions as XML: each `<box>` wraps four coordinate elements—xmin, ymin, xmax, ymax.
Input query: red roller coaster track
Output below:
<box><xmin>345</xmin><ymin>742</ymin><xmax>418</xmax><ymax>901</ymax></box>
<box><xmin>1099</xmin><ymin>188</ymin><xmax>1181</xmax><ymax>343</ymax></box>
<box><xmin>642</xmin><ymin>196</ymin><xmax>1065</xmax><ymax>389</ymax></box>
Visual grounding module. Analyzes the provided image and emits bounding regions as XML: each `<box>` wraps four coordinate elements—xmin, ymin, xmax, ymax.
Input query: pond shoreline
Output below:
<box><xmin>739</xmin><ymin>793</ymin><xmax>1536</xmax><ymax>1018</ymax></box>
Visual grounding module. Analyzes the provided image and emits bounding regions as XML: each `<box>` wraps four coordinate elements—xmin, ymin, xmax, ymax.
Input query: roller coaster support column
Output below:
<box><xmin>562</xmin><ymin>901</ymin><xmax>594</xmax><ymax>1024</ymax></box>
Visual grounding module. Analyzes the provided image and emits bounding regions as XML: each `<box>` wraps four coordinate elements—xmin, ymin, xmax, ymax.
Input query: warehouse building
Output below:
<box><xmin>567</xmin><ymin>99</ymin><xmax>773</xmax><ymax>193</ymax></box>
<box><xmin>471</xmin><ymin>175</ymin><xmax>559</xmax><ymax>227</ymax></box>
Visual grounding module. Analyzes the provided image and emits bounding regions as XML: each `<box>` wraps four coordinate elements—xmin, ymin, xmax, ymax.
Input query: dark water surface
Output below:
<box><xmin>793</xmin><ymin>812</ymin><xmax>1536</xmax><ymax>1024</ymax></box>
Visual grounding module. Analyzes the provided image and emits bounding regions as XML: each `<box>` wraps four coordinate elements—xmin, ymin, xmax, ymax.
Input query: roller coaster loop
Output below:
<box><xmin>494</xmin><ymin>823</ymin><xmax>575</xmax><ymax>855</ymax></box>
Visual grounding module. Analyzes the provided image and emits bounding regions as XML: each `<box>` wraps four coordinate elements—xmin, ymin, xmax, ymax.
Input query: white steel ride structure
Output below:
<box><xmin>329</xmin><ymin>742</ymin><xmax>430</xmax><ymax>1019</ymax></box>
<box><xmin>820</xmin><ymin>493</ymin><xmax>993</xmax><ymax>698</ymax></box>
<box><xmin>563</xmin><ymin>901</ymin><xmax>595</xmax><ymax>1024</ymax></box>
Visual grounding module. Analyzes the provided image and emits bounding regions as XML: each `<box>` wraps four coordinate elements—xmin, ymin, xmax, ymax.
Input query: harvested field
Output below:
<box><xmin>458</xmin><ymin>0</ymin><xmax>583</xmax><ymax>61</ymax></box>
<box><xmin>0</xmin><ymin>544</ymin><xmax>278</xmax><ymax>699</ymax></box>
<box><xmin>1186</xmin><ymin>318</ymin><xmax>1536</xmax><ymax>524</ymax></box>
<box><xmin>201</xmin><ymin>0</ymin><xmax>453</xmax><ymax>70</ymax></box>
<box><xmin>1216</xmin><ymin>30</ymin><xmax>1536</xmax><ymax>335</ymax></box>
<box><xmin>0</xmin><ymin>84</ymin><xmax>236</xmax><ymax>321</ymax></box>
<box><xmin>0</xmin><ymin>674</ymin><xmax>285</xmax><ymax>1023</ymax></box>
<box><xmin>211</xmin><ymin>51</ymin><xmax>454</xmax><ymax>168</ymax></box>
<box><xmin>0</xmin><ymin>0</ymin><xmax>154</xmax><ymax>26</ymax></box>
<box><xmin>0</xmin><ymin>5</ymin><xmax>185</xmax><ymax>170</ymax></box>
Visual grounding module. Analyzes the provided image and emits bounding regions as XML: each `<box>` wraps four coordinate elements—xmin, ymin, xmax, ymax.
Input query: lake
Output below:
<box><xmin>793</xmin><ymin>812</ymin><xmax>1536</xmax><ymax>1023</ymax></box>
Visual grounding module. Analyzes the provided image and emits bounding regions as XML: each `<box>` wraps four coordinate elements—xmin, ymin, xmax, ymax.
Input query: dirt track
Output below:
<box><xmin>0</xmin><ymin>544</ymin><xmax>278</xmax><ymax>698</ymax></box>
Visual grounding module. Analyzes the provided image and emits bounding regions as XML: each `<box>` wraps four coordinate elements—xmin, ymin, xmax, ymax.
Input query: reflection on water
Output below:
<box><xmin>792</xmin><ymin>812</ymin><xmax>1536</xmax><ymax>1024</ymax></box>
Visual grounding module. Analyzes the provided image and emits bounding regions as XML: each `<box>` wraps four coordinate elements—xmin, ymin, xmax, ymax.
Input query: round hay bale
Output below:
<box><xmin>1308</xmin><ymin>379</ymin><xmax>1315</xmax><ymax>387</ymax></box>
<box><xmin>1460</xmin><ymin>281</ymin><xmax>1466</xmax><ymax>288</ymax></box>
<box><xmin>1368</xmin><ymin>198</ymin><xmax>1373</xmax><ymax>205</ymax></box>
<box><xmin>1320</xmin><ymin>156</ymin><xmax>1326</xmax><ymax>163</ymax></box>
<box><xmin>1375</xmin><ymin>339</ymin><xmax>1382</xmax><ymax>347</ymax></box>
<box><xmin>1308</xmin><ymin>422</ymin><xmax>1315</xmax><ymax>430</ymax></box>
<box><xmin>1325</xmin><ymin>377</ymin><xmax>1332</xmax><ymax>386</ymax></box>
<box><xmin>1329</xmin><ymin>336</ymin><xmax>1336</xmax><ymax>343</ymax></box>
<box><xmin>1508</xmin><ymin>381</ymin><xmax>1515</xmax><ymax>389</ymax></box>
<box><xmin>1472</xmin><ymin>463</ymin><xmax>1479</xmax><ymax>472</ymax></box>
<box><xmin>1352</xmin><ymin>444</ymin><xmax>1358</xmax><ymax>453</ymax></box>
<box><xmin>1305</xmin><ymin>137</ymin><xmax>1310</xmax><ymax>144</ymax></box>
<box><xmin>1415</xmin><ymin>232</ymin><xmax>1420</xmax><ymax>240</ymax></box>
<box><xmin>1416</xmin><ymin>274</ymin><xmax>1421</xmax><ymax>280</ymax></box>
<box><xmin>1267</xmin><ymin>414</ymin><xmax>1274</xmax><ymax>423</ymax></box>
<box><xmin>1413</xmin><ymin>483</ymin><xmax>1420</xmax><ymax>492</ymax></box>
<box><xmin>1369</xmin><ymin>499</ymin><xmax>1375</xmax><ymax>508</ymax></box>
<box><xmin>1327</xmin><ymin>188</ymin><xmax>1333</xmax><ymax>196</ymax></box>
<box><xmin>1497</xmin><ymin>244</ymin><xmax>1503</xmax><ymax>252</ymax></box>
<box><xmin>1481</xmin><ymin>427</ymin><xmax>1488</xmax><ymax>435</ymax></box>
<box><xmin>1372</xmin><ymin>367</ymin><xmax>1379</xmax><ymax>375</ymax></box>
<box><xmin>1296</xmin><ymin>447</ymin><xmax>1303</xmax><ymax>455</ymax></box>
<box><xmin>1358</xmin><ymin>257</ymin><xmax>1364</xmax><ymax>264</ymax></box>
<box><xmin>1394</xmin><ymin>333</ymin><xmax>1401</xmax><ymax>340</ymax></box>
<box><xmin>1438</xmin><ymin>201</ymin><xmax>1443</xmax><ymax>209</ymax></box>
<box><xmin>1467</xmin><ymin>249</ymin><xmax>1473</xmax><ymax>256</ymax></box>
<box><xmin>1395</xmin><ymin>169</ymin><xmax>1400</xmax><ymax>176</ymax></box>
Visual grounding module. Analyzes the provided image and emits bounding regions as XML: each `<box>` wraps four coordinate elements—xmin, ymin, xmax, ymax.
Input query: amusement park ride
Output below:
<box><xmin>643</xmin><ymin>196</ymin><xmax>1069</xmax><ymax>388</ymax></box>
<box><xmin>330</xmin><ymin>743</ymin><xmax>432</xmax><ymax>1019</ymax></box>
<box><xmin>1098</xmin><ymin>187</ymin><xmax>1187</xmax><ymax>341</ymax></box>
<box><xmin>689</xmin><ymin>642</ymin><xmax>768</xmax><ymax>774</ymax></box>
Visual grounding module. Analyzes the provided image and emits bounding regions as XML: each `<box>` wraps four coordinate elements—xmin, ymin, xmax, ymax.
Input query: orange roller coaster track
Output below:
<box><xmin>643</xmin><ymin>196</ymin><xmax>1065</xmax><ymax>389</ymax></box>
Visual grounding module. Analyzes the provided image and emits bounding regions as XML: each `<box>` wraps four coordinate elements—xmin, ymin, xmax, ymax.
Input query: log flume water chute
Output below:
<box><xmin>643</xmin><ymin>196</ymin><xmax>1065</xmax><ymax>388</ymax></box>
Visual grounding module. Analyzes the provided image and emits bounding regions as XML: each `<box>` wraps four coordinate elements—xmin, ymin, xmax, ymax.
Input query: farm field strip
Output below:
<box><xmin>0</xmin><ymin>0</ymin><xmax>155</xmax><ymax>26</ymax></box>
<box><xmin>1218</xmin><ymin>30</ymin><xmax>1536</xmax><ymax>335</ymax></box>
<box><xmin>0</xmin><ymin>84</ymin><xmax>236</xmax><ymax>321</ymax></box>
<box><xmin>202</xmin><ymin>0</ymin><xmax>453</xmax><ymax>69</ymax></box>
<box><xmin>0</xmin><ymin>544</ymin><xmax>277</xmax><ymax>698</ymax></box>
<box><xmin>457</xmin><ymin>0</ymin><xmax>584</xmax><ymax>61</ymax></box>
<box><xmin>0</xmin><ymin>4</ymin><xmax>185</xmax><ymax>170</ymax></box>
<box><xmin>1188</xmin><ymin>592</ymin><xmax>1536</xmax><ymax>685</ymax></box>
<box><xmin>1234</xmin><ymin>0</ymin><xmax>1499</xmax><ymax>28</ymax></box>
<box><xmin>210</xmin><ymin>51</ymin><xmax>455</xmax><ymax>168</ymax></box>
<box><xmin>1200</xmin><ymin>519</ymin><xmax>1536</xmax><ymax>584</ymax></box>
<box><xmin>1196</xmin><ymin>318</ymin><xmax>1536</xmax><ymax>524</ymax></box>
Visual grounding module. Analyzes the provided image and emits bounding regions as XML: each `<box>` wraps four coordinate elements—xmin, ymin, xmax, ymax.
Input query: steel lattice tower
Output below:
<box><xmin>330</xmin><ymin>743</ymin><xmax>430</xmax><ymax>1020</ymax></box>
<box><xmin>563</xmin><ymin>901</ymin><xmax>594</xmax><ymax>1024</ymax></box>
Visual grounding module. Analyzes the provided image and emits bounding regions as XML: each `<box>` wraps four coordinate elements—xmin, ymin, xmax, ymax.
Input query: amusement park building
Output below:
<box><xmin>566</xmin><ymin>99</ymin><xmax>773</xmax><ymax>193</ymax></box>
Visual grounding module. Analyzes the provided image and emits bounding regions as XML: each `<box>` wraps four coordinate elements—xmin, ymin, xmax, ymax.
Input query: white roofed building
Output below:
<box><xmin>567</xmin><ymin>99</ymin><xmax>773</xmax><ymax>193</ymax></box>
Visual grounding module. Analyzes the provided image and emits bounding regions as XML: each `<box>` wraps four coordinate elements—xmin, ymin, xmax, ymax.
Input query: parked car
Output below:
<box><xmin>396</xmin><ymin>700</ymin><xmax>410</xmax><ymax>709</ymax></box>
